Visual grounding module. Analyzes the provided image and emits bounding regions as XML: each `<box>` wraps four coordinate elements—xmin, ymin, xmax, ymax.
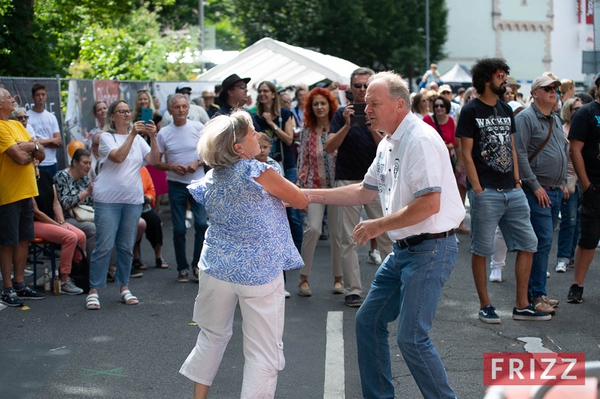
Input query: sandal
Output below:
<box><xmin>132</xmin><ymin>258</ymin><xmax>147</xmax><ymax>270</ymax></box>
<box><xmin>155</xmin><ymin>257</ymin><xmax>169</xmax><ymax>269</ymax></box>
<box><xmin>120</xmin><ymin>289</ymin><xmax>138</xmax><ymax>305</ymax></box>
<box><xmin>86</xmin><ymin>293</ymin><xmax>100</xmax><ymax>310</ymax></box>
<box><xmin>298</xmin><ymin>281</ymin><xmax>312</xmax><ymax>297</ymax></box>
<box><xmin>333</xmin><ymin>281</ymin><xmax>344</xmax><ymax>295</ymax></box>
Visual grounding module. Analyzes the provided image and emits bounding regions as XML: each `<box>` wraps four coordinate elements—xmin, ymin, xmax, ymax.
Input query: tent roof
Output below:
<box><xmin>195</xmin><ymin>37</ymin><xmax>360</xmax><ymax>88</ymax></box>
<box><xmin>440</xmin><ymin>63</ymin><xmax>472</xmax><ymax>83</ymax></box>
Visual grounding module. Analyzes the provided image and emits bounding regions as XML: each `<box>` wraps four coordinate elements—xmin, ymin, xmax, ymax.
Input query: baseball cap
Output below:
<box><xmin>530</xmin><ymin>76</ymin><xmax>561</xmax><ymax>93</ymax></box>
<box><xmin>438</xmin><ymin>84</ymin><xmax>452</xmax><ymax>94</ymax></box>
<box><xmin>176</xmin><ymin>84</ymin><xmax>192</xmax><ymax>93</ymax></box>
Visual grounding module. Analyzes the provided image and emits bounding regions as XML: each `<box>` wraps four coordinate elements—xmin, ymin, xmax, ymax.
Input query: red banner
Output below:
<box><xmin>587</xmin><ymin>0</ymin><xmax>594</xmax><ymax>25</ymax></box>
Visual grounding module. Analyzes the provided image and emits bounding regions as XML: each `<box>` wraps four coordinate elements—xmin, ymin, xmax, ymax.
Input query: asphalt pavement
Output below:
<box><xmin>1</xmin><ymin>207</ymin><xmax>599</xmax><ymax>399</ymax></box>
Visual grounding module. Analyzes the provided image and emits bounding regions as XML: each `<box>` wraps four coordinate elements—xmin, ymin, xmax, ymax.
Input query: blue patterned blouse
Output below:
<box><xmin>187</xmin><ymin>159</ymin><xmax>303</xmax><ymax>286</ymax></box>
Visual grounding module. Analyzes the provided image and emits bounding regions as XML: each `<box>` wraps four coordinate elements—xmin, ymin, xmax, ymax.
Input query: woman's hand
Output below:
<box><xmin>83</xmin><ymin>182</ymin><xmax>94</xmax><ymax>197</ymax></box>
<box><xmin>262</xmin><ymin>112</ymin><xmax>272</xmax><ymax>124</ymax></box>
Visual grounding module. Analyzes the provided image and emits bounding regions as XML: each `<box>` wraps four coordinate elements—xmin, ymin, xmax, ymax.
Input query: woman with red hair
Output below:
<box><xmin>296</xmin><ymin>87</ymin><xmax>343</xmax><ymax>297</ymax></box>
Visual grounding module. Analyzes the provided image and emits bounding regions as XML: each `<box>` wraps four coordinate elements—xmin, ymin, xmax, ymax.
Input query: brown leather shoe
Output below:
<box><xmin>541</xmin><ymin>295</ymin><xmax>559</xmax><ymax>307</ymax></box>
<box><xmin>533</xmin><ymin>297</ymin><xmax>556</xmax><ymax>315</ymax></box>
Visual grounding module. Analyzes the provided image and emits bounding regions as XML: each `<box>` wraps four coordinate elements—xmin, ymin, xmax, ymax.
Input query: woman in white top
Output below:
<box><xmin>86</xmin><ymin>100</ymin><xmax>160</xmax><ymax>310</ymax></box>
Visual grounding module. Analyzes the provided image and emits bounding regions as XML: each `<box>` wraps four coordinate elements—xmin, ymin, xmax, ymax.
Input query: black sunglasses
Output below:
<box><xmin>353</xmin><ymin>83</ymin><xmax>368</xmax><ymax>89</ymax></box>
<box><xmin>543</xmin><ymin>86</ymin><xmax>558</xmax><ymax>93</ymax></box>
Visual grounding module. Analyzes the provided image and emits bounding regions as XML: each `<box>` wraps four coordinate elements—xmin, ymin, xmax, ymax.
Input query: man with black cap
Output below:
<box><xmin>213</xmin><ymin>74</ymin><xmax>251</xmax><ymax>117</ymax></box>
<box><xmin>162</xmin><ymin>84</ymin><xmax>210</xmax><ymax>126</ymax></box>
<box><xmin>514</xmin><ymin>75</ymin><xmax>566</xmax><ymax>315</ymax></box>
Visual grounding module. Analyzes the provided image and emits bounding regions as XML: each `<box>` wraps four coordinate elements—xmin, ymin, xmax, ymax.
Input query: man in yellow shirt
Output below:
<box><xmin>0</xmin><ymin>87</ymin><xmax>46</xmax><ymax>307</ymax></box>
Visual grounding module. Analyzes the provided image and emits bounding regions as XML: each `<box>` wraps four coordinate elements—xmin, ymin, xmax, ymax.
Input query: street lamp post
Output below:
<box><xmin>425</xmin><ymin>0</ymin><xmax>430</xmax><ymax>70</ymax></box>
<box><xmin>199</xmin><ymin>0</ymin><xmax>205</xmax><ymax>73</ymax></box>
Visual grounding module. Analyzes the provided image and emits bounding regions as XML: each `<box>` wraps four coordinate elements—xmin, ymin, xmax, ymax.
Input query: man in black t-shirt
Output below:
<box><xmin>456</xmin><ymin>58</ymin><xmax>547</xmax><ymax>323</ymax></box>
<box><xmin>566</xmin><ymin>76</ymin><xmax>600</xmax><ymax>303</ymax></box>
<box><xmin>326</xmin><ymin>67</ymin><xmax>393</xmax><ymax>307</ymax></box>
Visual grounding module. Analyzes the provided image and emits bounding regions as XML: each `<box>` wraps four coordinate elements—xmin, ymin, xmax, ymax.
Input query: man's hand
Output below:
<box><xmin>534</xmin><ymin>187</ymin><xmax>551</xmax><ymax>207</ymax></box>
<box><xmin>560</xmin><ymin>185</ymin><xmax>569</xmax><ymax>200</ymax></box>
<box><xmin>186</xmin><ymin>160</ymin><xmax>199</xmax><ymax>174</ymax></box>
<box><xmin>343</xmin><ymin>104</ymin><xmax>354</xmax><ymax>126</ymax></box>
<box><xmin>353</xmin><ymin>219</ymin><xmax>382</xmax><ymax>247</ymax></box>
<box><xmin>172</xmin><ymin>164</ymin><xmax>187</xmax><ymax>176</ymax></box>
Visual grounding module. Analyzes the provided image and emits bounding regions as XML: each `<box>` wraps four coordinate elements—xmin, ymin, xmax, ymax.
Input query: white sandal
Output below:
<box><xmin>120</xmin><ymin>289</ymin><xmax>138</xmax><ymax>305</ymax></box>
<box><xmin>86</xmin><ymin>293</ymin><xmax>100</xmax><ymax>310</ymax></box>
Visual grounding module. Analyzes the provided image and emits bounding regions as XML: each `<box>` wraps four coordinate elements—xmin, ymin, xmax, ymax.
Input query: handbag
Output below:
<box><xmin>567</xmin><ymin>176</ymin><xmax>577</xmax><ymax>195</ymax></box>
<box><xmin>71</xmin><ymin>204</ymin><xmax>95</xmax><ymax>222</ymax></box>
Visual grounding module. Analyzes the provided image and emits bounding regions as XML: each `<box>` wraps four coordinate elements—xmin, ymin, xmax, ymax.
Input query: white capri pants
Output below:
<box><xmin>180</xmin><ymin>270</ymin><xmax>286</xmax><ymax>399</ymax></box>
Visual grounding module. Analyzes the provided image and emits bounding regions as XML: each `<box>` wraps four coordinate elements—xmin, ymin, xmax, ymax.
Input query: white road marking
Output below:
<box><xmin>324</xmin><ymin>311</ymin><xmax>345</xmax><ymax>399</ymax></box>
<box><xmin>518</xmin><ymin>337</ymin><xmax>554</xmax><ymax>353</ymax></box>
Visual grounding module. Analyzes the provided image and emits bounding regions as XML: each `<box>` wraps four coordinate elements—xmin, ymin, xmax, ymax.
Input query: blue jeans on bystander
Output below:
<box><xmin>168</xmin><ymin>181</ymin><xmax>208</xmax><ymax>272</ymax></box>
<box><xmin>90</xmin><ymin>202</ymin><xmax>142</xmax><ymax>289</ymax></box>
<box><xmin>557</xmin><ymin>188</ymin><xmax>580</xmax><ymax>263</ymax></box>
<box><xmin>524</xmin><ymin>187</ymin><xmax>562</xmax><ymax>300</ymax></box>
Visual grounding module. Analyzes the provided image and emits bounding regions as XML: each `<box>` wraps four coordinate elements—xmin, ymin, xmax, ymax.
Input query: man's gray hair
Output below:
<box><xmin>350</xmin><ymin>67</ymin><xmax>375</xmax><ymax>84</ymax></box>
<box><xmin>368</xmin><ymin>71</ymin><xmax>411</xmax><ymax>107</ymax></box>
<box><xmin>167</xmin><ymin>93</ymin><xmax>189</xmax><ymax>109</ymax></box>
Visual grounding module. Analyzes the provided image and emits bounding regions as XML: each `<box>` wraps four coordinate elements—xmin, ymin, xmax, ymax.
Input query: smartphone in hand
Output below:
<box><xmin>141</xmin><ymin>108</ymin><xmax>153</xmax><ymax>125</ymax></box>
<box><xmin>350</xmin><ymin>103</ymin><xmax>367</xmax><ymax>127</ymax></box>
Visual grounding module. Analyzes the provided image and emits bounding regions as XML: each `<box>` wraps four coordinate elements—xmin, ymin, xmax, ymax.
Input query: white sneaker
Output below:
<box><xmin>185</xmin><ymin>210</ymin><xmax>193</xmax><ymax>220</ymax></box>
<box><xmin>61</xmin><ymin>278</ymin><xmax>84</xmax><ymax>295</ymax></box>
<box><xmin>368</xmin><ymin>249</ymin><xmax>382</xmax><ymax>265</ymax></box>
<box><xmin>555</xmin><ymin>261</ymin><xmax>567</xmax><ymax>273</ymax></box>
<box><xmin>547</xmin><ymin>271</ymin><xmax>550</xmax><ymax>278</ymax></box>
<box><xmin>185</xmin><ymin>219</ymin><xmax>192</xmax><ymax>229</ymax></box>
<box><xmin>284</xmin><ymin>289</ymin><xmax>291</xmax><ymax>298</ymax></box>
<box><xmin>489</xmin><ymin>268</ymin><xmax>502</xmax><ymax>282</ymax></box>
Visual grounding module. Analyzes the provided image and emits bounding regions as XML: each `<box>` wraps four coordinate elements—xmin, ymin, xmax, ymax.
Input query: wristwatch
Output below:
<box><xmin>273</xmin><ymin>125</ymin><xmax>279</xmax><ymax>131</ymax></box>
<box><xmin>34</xmin><ymin>142</ymin><xmax>39</xmax><ymax>152</ymax></box>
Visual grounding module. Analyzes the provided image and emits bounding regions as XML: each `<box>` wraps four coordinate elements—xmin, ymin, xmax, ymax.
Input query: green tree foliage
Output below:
<box><xmin>231</xmin><ymin>0</ymin><xmax>448</xmax><ymax>84</ymax></box>
<box><xmin>70</xmin><ymin>6</ymin><xmax>191</xmax><ymax>80</ymax></box>
<box><xmin>158</xmin><ymin>0</ymin><xmax>243</xmax><ymax>50</ymax></box>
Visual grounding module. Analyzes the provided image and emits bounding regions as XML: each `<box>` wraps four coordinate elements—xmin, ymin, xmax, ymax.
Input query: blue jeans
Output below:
<box><xmin>524</xmin><ymin>187</ymin><xmax>562</xmax><ymax>300</ymax></box>
<box><xmin>38</xmin><ymin>163</ymin><xmax>57</xmax><ymax>178</ymax></box>
<box><xmin>168</xmin><ymin>181</ymin><xmax>208</xmax><ymax>272</ymax></box>
<box><xmin>284</xmin><ymin>167</ymin><xmax>302</xmax><ymax>253</ymax></box>
<box><xmin>355</xmin><ymin>238</ymin><xmax>457</xmax><ymax>399</ymax></box>
<box><xmin>557</xmin><ymin>188</ymin><xmax>580</xmax><ymax>262</ymax></box>
<box><xmin>90</xmin><ymin>202</ymin><xmax>142</xmax><ymax>289</ymax></box>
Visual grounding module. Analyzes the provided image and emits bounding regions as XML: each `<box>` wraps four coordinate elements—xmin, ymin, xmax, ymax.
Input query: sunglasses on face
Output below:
<box><xmin>543</xmin><ymin>86</ymin><xmax>558</xmax><ymax>93</ymax></box>
<box><xmin>434</xmin><ymin>104</ymin><xmax>445</xmax><ymax>109</ymax></box>
<box><xmin>235</xmin><ymin>84</ymin><xmax>248</xmax><ymax>90</ymax></box>
<box><xmin>493</xmin><ymin>72</ymin><xmax>507</xmax><ymax>80</ymax></box>
<box><xmin>16</xmin><ymin>115</ymin><xmax>29</xmax><ymax>120</ymax></box>
<box><xmin>352</xmin><ymin>83</ymin><xmax>368</xmax><ymax>89</ymax></box>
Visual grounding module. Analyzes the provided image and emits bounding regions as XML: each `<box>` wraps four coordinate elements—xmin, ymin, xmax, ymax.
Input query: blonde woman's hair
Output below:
<box><xmin>197</xmin><ymin>110</ymin><xmax>253</xmax><ymax>168</ymax></box>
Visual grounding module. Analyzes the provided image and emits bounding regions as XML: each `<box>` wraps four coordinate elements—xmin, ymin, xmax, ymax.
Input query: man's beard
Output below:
<box><xmin>491</xmin><ymin>82</ymin><xmax>506</xmax><ymax>96</ymax></box>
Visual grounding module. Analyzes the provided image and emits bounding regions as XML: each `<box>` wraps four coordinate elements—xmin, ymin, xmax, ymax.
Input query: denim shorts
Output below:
<box><xmin>468</xmin><ymin>188</ymin><xmax>537</xmax><ymax>257</ymax></box>
<box><xmin>578</xmin><ymin>184</ymin><xmax>600</xmax><ymax>249</ymax></box>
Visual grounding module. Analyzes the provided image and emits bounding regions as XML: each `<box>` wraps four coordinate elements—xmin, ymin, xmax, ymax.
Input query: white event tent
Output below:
<box><xmin>195</xmin><ymin>37</ymin><xmax>360</xmax><ymax>89</ymax></box>
<box><xmin>439</xmin><ymin>63</ymin><xmax>472</xmax><ymax>90</ymax></box>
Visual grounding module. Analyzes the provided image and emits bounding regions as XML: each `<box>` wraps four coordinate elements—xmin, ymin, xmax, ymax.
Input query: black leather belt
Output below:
<box><xmin>396</xmin><ymin>229</ymin><xmax>455</xmax><ymax>249</ymax></box>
